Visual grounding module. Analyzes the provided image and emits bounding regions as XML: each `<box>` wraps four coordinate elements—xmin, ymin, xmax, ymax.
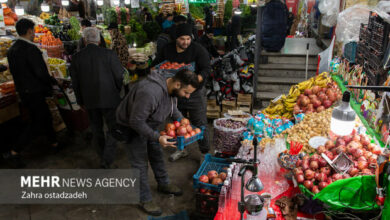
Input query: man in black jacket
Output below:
<box><xmin>70</xmin><ymin>27</ymin><xmax>124</xmax><ymax>168</ymax></box>
<box><xmin>77</xmin><ymin>19</ymin><xmax>106</xmax><ymax>52</ymax></box>
<box><xmin>199</xmin><ymin>28</ymin><xmax>220</xmax><ymax>59</ymax></box>
<box><xmin>7</xmin><ymin>18</ymin><xmax>59</xmax><ymax>158</ymax></box>
<box><xmin>116</xmin><ymin>69</ymin><xmax>199</xmax><ymax>216</ymax></box>
<box><xmin>152</xmin><ymin>23</ymin><xmax>211</xmax><ymax>162</ymax></box>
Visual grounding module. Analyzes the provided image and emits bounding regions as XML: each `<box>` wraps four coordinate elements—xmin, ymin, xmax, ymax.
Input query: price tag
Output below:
<box><xmin>131</xmin><ymin>0</ymin><xmax>140</xmax><ymax>8</ymax></box>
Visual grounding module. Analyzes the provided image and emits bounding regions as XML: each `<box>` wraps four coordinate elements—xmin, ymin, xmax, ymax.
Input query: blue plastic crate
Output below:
<box><xmin>344</xmin><ymin>42</ymin><xmax>357</xmax><ymax>63</ymax></box>
<box><xmin>154</xmin><ymin>60</ymin><xmax>196</xmax><ymax>72</ymax></box>
<box><xmin>193</xmin><ymin>154</ymin><xmax>231</xmax><ymax>192</ymax></box>
<box><xmin>170</xmin><ymin>126</ymin><xmax>205</xmax><ymax>151</ymax></box>
<box><xmin>147</xmin><ymin>211</ymin><xmax>189</xmax><ymax>220</ymax></box>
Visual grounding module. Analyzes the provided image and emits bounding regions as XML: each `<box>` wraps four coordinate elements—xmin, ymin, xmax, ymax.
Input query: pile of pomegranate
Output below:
<box><xmin>161</xmin><ymin>118</ymin><xmax>201</xmax><ymax>138</ymax></box>
<box><xmin>294</xmin><ymin>132</ymin><xmax>382</xmax><ymax>194</ymax></box>
<box><xmin>198</xmin><ymin>170</ymin><xmax>227</xmax><ymax>186</ymax></box>
<box><xmin>294</xmin><ymin>83</ymin><xmax>342</xmax><ymax>114</ymax></box>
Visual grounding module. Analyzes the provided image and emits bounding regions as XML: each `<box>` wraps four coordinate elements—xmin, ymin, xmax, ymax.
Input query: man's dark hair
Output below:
<box><xmin>173</xmin><ymin>15</ymin><xmax>187</xmax><ymax>24</ymax></box>
<box><xmin>173</xmin><ymin>69</ymin><xmax>199</xmax><ymax>89</ymax></box>
<box><xmin>15</xmin><ymin>18</ymin><xmax>35</xmax><ymax>36</ymax></box>
<box><xmin>81</xmin><ymin>19</ymin><xmax>92</xmax><ymax>27</ymax></box>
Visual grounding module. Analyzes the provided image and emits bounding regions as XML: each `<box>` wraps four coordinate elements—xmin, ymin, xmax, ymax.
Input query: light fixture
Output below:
<box><xmin>250</xmin><ymin>4</ymin><xmax>257</xmax><ymax>7</ymax></box>
<box><xmin>133</xmin><ymin>42</ymin><xmax>136</xmax><ymax>48</ymax></box>
<box><xmin>97</xmin><ymin>0</ymin><xmax>104</xmax><ymax>6</ymax></box>
<box><xmin>113</xmin><ymin>0</ymin><xmax>120</xmax><ymax>6</ymax></box>
<box><xmin>244</xmin><ymin>194</ymin><xmax>265</xmax><ymax>216</ymax></box>
<box><xmin>61</xmin><ymin>0</ymin><xmax>69</xmax><ymax>6</ymax></box>
<box><xmin>124</xmin><ymin>0</ymin><xmax>130</xmax><ymax>5</ymax></box>
<box><xmin>330</xmin><ymin>91</ymin><xmax>356</xmax><ymax>136</ymax></box>
<box><xmin>41</xmin><ymin>2</ymin><xmax>50</xmax><ymax>12</ymax></box>
<box><xmin>15</xmin><ymin>4</ymin><xmax>24</xmax><ymax>16</ymax></box>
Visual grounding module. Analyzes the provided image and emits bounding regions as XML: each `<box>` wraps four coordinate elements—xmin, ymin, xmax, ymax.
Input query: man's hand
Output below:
<box><xmin>159</xmin><ymin>135</ymin><xmax>176</xmax><ymax>148</ymax></box>
<box><xmin>198</xmin><ymin>75</ymin><xmax>203</xmax><ymax>83</ymax></box>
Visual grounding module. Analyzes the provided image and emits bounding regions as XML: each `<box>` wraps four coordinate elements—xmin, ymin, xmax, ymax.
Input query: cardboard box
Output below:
<box><xmin>207</xmin><ymin>111</ymin><xmax>220</xmax><ymax>119</ymax></box>
<box><xmin>0</xmin><ymin>102</ymin><xmax>19</xmax><ymax>123</ymax></box>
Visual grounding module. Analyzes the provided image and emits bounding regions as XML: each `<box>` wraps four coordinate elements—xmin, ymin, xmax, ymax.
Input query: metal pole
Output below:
<box><xmin>305</xmin><ymin>43</ymin><xmax>309</xmax><ymax>80</ymax></box>
<box><xmin>252</xmin><ymin>3</ymin><xmax>264</xmax><ymax>110</ymax></box>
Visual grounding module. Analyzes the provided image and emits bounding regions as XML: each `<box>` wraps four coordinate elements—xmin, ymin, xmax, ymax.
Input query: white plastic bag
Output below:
<box><xmin>318</xmin><ymin>36</ymin><xmax>335</xmax><ymax>74</ymax></box>
<box><xmin>335</xmin><ymin>4</ymin><xmax>371</xmax><ymax>43</ymax></box>
<box><xmin>374</xmin><ymin>1</ymin><xmax>390</xmax><ymax>23</ymax></box>
<box><xmin>319</xmin><ymin>0</ymin><xmax>340</xmax><ymax>27</ymax></box>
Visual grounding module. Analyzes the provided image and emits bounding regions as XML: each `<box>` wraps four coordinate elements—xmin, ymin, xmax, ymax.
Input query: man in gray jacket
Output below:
<box><xmin>116</xmin><ymin>69</ymin><xmax>199</xmax><ymax>216</ymax></box>
<box><xmin>70</xmin><ymin>27</ymin><xmax>124</xmax><ymax>168</ymax></box>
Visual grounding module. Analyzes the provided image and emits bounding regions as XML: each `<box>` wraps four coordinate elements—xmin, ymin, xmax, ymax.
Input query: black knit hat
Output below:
<box><xmin>175</xmin><ymin>23</ymin><xmax>193</xmax><ymax>39</ymax></box>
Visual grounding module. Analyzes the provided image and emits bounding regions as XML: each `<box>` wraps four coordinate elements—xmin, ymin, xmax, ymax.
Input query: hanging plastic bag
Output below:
<box><xmin>319</xmin><ymin>0</ymin><xmax>340</xmax><ymax>27</ymax></box>
<box><xmin>318</xmin><ymin>36</ymin><xmax>335</xmax><ymax>74</ymax></box>
<box><xmin>213</xmin><ymin>118</ymin><xmax>247</xmax><ymax>154</ymax></box>
<box><xmin>374</xmin><ymin>0</ymin><xmax>390</xmax><ymax>23</ymax></box>
<box><xmin>335</xmin><ymin>4</ymin><xmax>371</xmax><ymax>43</ymax></box>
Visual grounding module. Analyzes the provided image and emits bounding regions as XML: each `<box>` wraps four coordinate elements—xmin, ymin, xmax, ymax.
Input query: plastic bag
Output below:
<box><xmin>318</xmin><ymin>36</ymin><xmax>335</xmax><ymax>74</ymax></box>
<box><xmin>213</xmin><ymin>118</ymin><xmax>247</xmax><ymax>154</ymax></box>
<box><xmin>335</xmin><ymin>4</ymin><xmax>371</xmax><ymax>43</ymax></box>
<box><xmin>299</xmin><ymin>175</ymin><xmax>380</xmax><ymax>211</ymax></box>
<box><xmin>318</xmin><ymin>0</ymin><xmax>340</xmax><ymax>27</ymax></box>
<box><xmin>374</xmin><ymin>0</ymin><xmax>390</xmax><ymax>23</ymax></box>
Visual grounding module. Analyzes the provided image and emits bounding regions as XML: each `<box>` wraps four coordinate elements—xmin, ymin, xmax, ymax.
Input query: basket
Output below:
<box><xmin>171</xmin><ymin>126</ymin><xmax>205</xmax><ymax>151</ymax></box>
<box><xmin>344</xmin><ymin>42</ymin><xmax>357</xmax><ymax>63</ymax></box>
<box><xmin>195</xmin><ymin>193</ymin><xmax>219</xmax><ymax>217</ymax></box>
<box><xmin>155</xmin><ymin>60</ymin><xmax>196</xmax><ymax>73</ymax></box>
<box><xmin>147</xmin><ymin>211</ymin><xmax>189</xmax><ymax>220</ymax></box>
<box><xmin>193</xmin><ymin>154</ymin><xmax>231</xmax><ymax>192</ymax></box>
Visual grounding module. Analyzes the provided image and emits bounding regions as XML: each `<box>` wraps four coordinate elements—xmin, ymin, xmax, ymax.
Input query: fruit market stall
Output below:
<box><xmin>190</xmin><ymin>70</ymin><xmax>389</xmax><ymax>220</ymax></box>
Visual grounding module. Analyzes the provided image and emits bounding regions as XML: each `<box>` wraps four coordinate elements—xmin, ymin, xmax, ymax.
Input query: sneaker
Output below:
<box><xmin>169</xmin><ymin>149</ymin><xmax>189</xmax><ymax>162</ymax></box>
<box><xmin>139</xmin><ymin>200</ymin><xmax>162</xmax><ymax>216</ymax></box>
<box><xmin>157</xmin><ymin>184</ymin><xmax>183</xmax><ymax>196</ymax></box>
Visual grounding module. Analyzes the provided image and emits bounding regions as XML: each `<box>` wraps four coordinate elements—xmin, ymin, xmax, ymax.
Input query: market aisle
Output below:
<box><xmin>0</xmin><ymin>125</ymin><xmax>214</xmax><ymax>220</ymax></box>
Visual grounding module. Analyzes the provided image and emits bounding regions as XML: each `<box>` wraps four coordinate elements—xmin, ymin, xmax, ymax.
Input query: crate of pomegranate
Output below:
<box><xmin>294</xmin><ymin>131</ymin><xmax>385</xmax><ymax>211</ymax></box>
<box><xmin>161</xmin><ymin>118</ymin><xmax>204</xmax><ymax>151</ymax></box>
<box><xmin>213</xmin><ymin>118</ymin><xmax>247</xmax><ymax>155</ymax></box>
<box><xmin>193</xmin><ymin>154</ymin><xmax>230</xmax><ymax>192</ymax></box>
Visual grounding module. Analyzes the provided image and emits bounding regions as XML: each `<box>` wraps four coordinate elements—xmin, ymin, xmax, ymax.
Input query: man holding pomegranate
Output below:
<box><xmin>116</xmin><ymin>69</ymin><xmax>199</xmax><ymax>216</ymax></box>
<box><xmin>152</xmin><ymin>23</ymin><xmax>211</xmax><ymax>162</ymax></box>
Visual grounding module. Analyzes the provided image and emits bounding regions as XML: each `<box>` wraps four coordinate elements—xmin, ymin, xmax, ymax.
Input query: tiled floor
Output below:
<box><xmin>0</xmin><ymin>127</ymin><xmax>213</xmax><ymax>220</ymax></box>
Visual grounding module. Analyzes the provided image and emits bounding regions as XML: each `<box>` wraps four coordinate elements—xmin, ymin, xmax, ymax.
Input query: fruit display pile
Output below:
<box><xmin>161</xmin><ymin>118</ymin><xmax>201</xmax><ymax>139</ymax></box>
<box><xmin>35</xmin><ymin>25</ymin><xmax>50</xmax><ymax>34</ymax></box>
<box><xmin>47</xmin><ymin>58</ymin><xmax>67</xmax><ymax>78</ymax></box>
<box><xmin>294</xmin><ymin>132</ymin><xmax>382</xmax><ymax>194</ymax></box>
<box><xmin>0</xmin><ymin>58</ymin><xmax>11</xmax><ymax>83</ymax></box>
<box><xmin>44</xmin><ymin>14</ymin><xmax>61</xmax><ymax>26</ymax></box>
<box><xmin>158</xmin><ymin>62</ymin><xmax>193</xmax><ymax>70</ymax></box>
<box><xmin>263</xmin><ymin>73</ymin><xmax>340</xmax><ymax>119</ymax></box>
<box><xmin>0</xmin><ymin>37</ymin><xmax>12</xmax><ymax>58</ymax></box>
<box><xmin>286</xmin><ymin>108</ymin><xmax>333</xmax><ymax>154</ymax></box>
<box><xmin>293</xmin><ymin>82</ymin><xmax>342</xmax><ymax>114</ymax></box>
<box><xmin>35</xmin><ymin>32</ymin><xmax>62</xmax><ymax>46</ymax></box>
<box><xmin>198</xmin><ymin>170</ymin><xmax>227</xmax><ymax>186</ymax></box>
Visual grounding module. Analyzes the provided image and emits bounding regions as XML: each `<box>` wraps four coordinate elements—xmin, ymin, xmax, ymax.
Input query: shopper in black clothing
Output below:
<box><xmin>7</xmin><ymin>19</ymin><xmax>59</xmax><ymax>160</ymax></box>
<box><xmin>152</xmin><ymin>23</ymin><xmax>211</xmax><ymax>162</ymax></box>
<box><xmin>77</xmin><ymin>19</ymin><xmax>106</xmax><ymax>52</ymax></box>
<box><xmin>199</xmin><ymin>28</ymin><xmax>220</xmax><ymax>59</ymax></box>
<box><xmin>229</xmin><ymin>9</ymin><xmax>241</xmax><ymax>50</ymax></box>
<box><xmin>142</xmin><ymin>7</ymin><xmax>153</xmax><ymax>22</ymax></box>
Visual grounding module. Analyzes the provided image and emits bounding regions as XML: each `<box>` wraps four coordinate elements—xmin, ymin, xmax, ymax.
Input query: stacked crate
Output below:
<box><xmin>357</xmin><ymin>12</ymin><xmax>390</xmax><ymax>85</ymax></box>
<box><xmin>236</xmin><ymin>94</ymin><xmax>252</xmax><ymax>113</ymax></box>
<box><xmin>221</xmin><ymin>100</ymin><xmax>237</xmax><ymax>115</ymax></box>
<box><xmin>206</xmin><ymin>99</ymin><xmax>221</xmax><ymax>119</ymax></box>
<box><xmin>215</xmin><ymin>0</ymin><xmax>225</xmax><ymax>28</ymax></box>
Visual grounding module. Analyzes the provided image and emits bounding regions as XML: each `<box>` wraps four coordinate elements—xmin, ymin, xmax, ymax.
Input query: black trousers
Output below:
<box><xmin>14</xmin><ymin>92</ymin><xmax>57</xmax><ymax>152</ymax></box>
<box><xmin>87</xmin><ymin>108</ymin><xmax>118</xmax><ymax>166</ymax></box>
<box><xmin>125</xmin><ymin>129</ymin><xmax>169</xmax><ymax>202</ymax></box>
<box><xmin>178</xmin><ymin>87</ymin><xmax>209</xmax><ymax>153</ymax></box>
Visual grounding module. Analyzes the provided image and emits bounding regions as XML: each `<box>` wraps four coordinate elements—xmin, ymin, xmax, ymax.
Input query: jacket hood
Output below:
<box><xmin>147</xmin><ymin>69</ymin><xmax>170</xmax><ymax>94</ymax></box>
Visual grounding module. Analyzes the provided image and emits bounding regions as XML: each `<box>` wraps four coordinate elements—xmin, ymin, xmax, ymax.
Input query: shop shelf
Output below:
<box><xmin>193</xmin><ymin>154</ymin><xmax>231</xmax><ymax>192</ymax></box>
<box><xmin>169</xmin><ymin>126</ymin><xmax>205</xmax><ymax>151</ymax></box>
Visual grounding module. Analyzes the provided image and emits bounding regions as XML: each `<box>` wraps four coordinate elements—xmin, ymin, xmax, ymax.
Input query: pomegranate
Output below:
<box><xmin>357</xmin><ymin>156</ymin><xmax>367</xmax><ymax>162</ymax></box>
<box><xmin>317</xmin><ymin>106</ymin><xmax>325</xmax><ymax>112</ymax></box>
<box><xmin>316</xmin><ymin>172</ymin><xmax>327</xmax><ymax>182</ymax></box>
<box><xmin>361</xmin><ymin>169</ymin><xmax>373</xmax><ymax>175</ymax></box>
<box><xmin>353</xmin><ymin>148</ymin><xmax>363</xmax><ymax>159</ymax></box>
<box><xmin>358</xmin><ymin>161</ymin><xmax>368</xmax><ymax>170</ymax></box>
<box><xmin>304</xmin><ymin>89</ymin><xmax>312</xmax><ymax>96</ymax></box>
<box><xmin>186</xmin><ymin>125</ymin><xmax>193</xmax><ymax>133</ymax></box>
<box><xmin>296</xmin><ymin>159</ymin><xmax>303</xmax><ymax>167</ymax></box>
<box><xmin>313</xmin><ymin>99</ymin><xmax>322</xmax><ymax>108</ymax></box>
<box><xmin>190</xmin><ymin>131</ymin><xmax>196</xmax><ymax>136</ymax></box>
<box><xmin>173</xmin><ymin>121</ymin><xmax>181</xmax><ymax>128</ymax></box>
<box><xmin>312</xmin><ymin>185</ymin><xmax>320</xmax><ymax>194</ymax></box>
<box><xmin>342</xmin><ymin>174</ymin><xmax>351</xmax><ymax>179</ymax></box>
<box><xmin>304</xmin><ymin>180</ymin><xmax>313</xmax><ymax>190</ymax></box>
<box><xmin>301</xmin><ymin>96</ymin><xmax>310</xmax><ymax>107</ymax></box>
<box><xmin>195</xmin><ymin>128</ymin><xmax>201</xmax><ymax>134</ymax></box>
<box><xmin>167</xmin><ymin>129</ymin><xmax>176</xmax><ymax>138</ymax></box>
<box><xmin>349</xmin><ymin>168</ymin><xmax>359</xmax><ymax>177</ymax></box>
<box><xmin>342</xmin><ymin>135</ymin><xmax>353</xmax><ymax>144</ymax></box>
<box><xmin>207</xmin><ymin>170</ymin><xmax>218</xmax><ymax>180</ymax></box>
<box><xmin>294</xmin><ymin>167</ymin><xmax>303</xmax><ymax>175</ymax></box>
<box><xmin>296</xmin><ymin>174</ymin><xmax>305</xmax><ymax>183</ymax></box>
<box><xmin>293</xmin><ymin>105</ymin><xmax>301</xmax><ymax>115</ymax></box>
<box><xmin>305</xmin><ymin>169</ymin><xmax>315</xmax><ymax>180</ymax></box>
<box><xmin>218</xmin><ymin>172</ymin><xmax>227</xmax><ymax>181</ymax></box>
<box><xmin>363</xmin><ymin>151</ymin><xmax>372</xmax><ymax>158</ymax></box>
<box><xmin>352</xmin><ymin>135</ymin><xmax>361</xmax><ymax>142</ymax></box>
<box><xmin>336</xmin><ymin>138</ymin><xmax>346</xmax><ymax>147</ymax></box>
<box><xmin>372</xmin><ymin>146</ymin><xmax>382</xmax><ymax>155</ymax></box>
<box><xmin>336</xmin><ymin>145</ymin><xmax>346</xmax><ymax>154</ymax></box>
<box><xmin>320</xmin><ymin>166</ymin><xmax>331</xmax><ymax>175</ymax></box>
<box><xmin>302</xmin><ymin>159</ymin><xmax>310</xmax><ymax>171</ymax></box>
<box><xmin>312</xmin><ymin>86</ymin><xmax>321</xmax><ymax>94</ymax></box>
<box><xmin>323</xmin><ymin>99</ymin><xmax>332</xmax><ymax>108</ymax></box>
<box><xmin>181</xmin><ymin>118</ymin><xmax>190</xmax><ymax>126</ymax></box>
<box><xmin>184</xmin><ymin>134</ymin><xmax>191</xmax><ymax>139</ymax></box>
<box><xmin>177</xmin><ymin>126</ymin><xmax>187</xmax><ymax>136</ymax></box>
<box><xmin>318</xmin><ymin>181</ymin><xmax>329</xmax><ymax>190</ymax></box>
<box><xmin>317</xmin><ymin>146</ymin><xmax>326</xmax><ymax>154</ymax></box>
<box><xmin>360</xmin><ymin>135</ymin><xmax>370</xmax><ymax>146</ymax></box>
<box><xmin>199</xmin><ymin>175</ymin><xmax>209</xmax><ymax>183</ymax></box>
<box><xmin>332</xmin><ymin>173</ymin><xmax>343</xmax><ymax>181</ymax></box>
<box><xmin>211</xmin><ymin>177</ymin><xmax>223</xmax><ymax>185</ymax></box>
<box><xmin>318</xmin><ymin>158</ymin><xmax>327</xmax><ymax>167</ymax></box>
<box><xmin>166</xmin><ymin>123</ymin><xmax>176</xmax><ymax>131</ymax></box>
<box><xmin>324</xmin><ymin>151</ymin><xmax>334</xmax><ymax>160</ymax></box>
<box><xmin>327</xmin><ymin>178</ymin><xmax>333</xmax><ymax>185</ymax></box>
<box><xmin>325</xmin><ymin>141</ymin><xmax>335</xmax><ymax>150</ymax></box>
<box><xmin>367</xmin><ymin>143</ymin><xmax>376</xmax><ymax>151</ymax></box>
<box><xmin>311</xmin><ymin>154</ymin><xmax>321</xmax><ymax>162</ymax></box>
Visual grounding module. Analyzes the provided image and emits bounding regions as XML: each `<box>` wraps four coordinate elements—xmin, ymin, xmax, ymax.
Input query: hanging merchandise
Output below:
<box><xmin>131</xmin><ymin>0</ymin><xmax>140</xmax><ymax>8</ymax></box>
<box><xmin>318</xmin><ymin>0</ymin><xmax>340</xmax><ymax>27</ymax></box>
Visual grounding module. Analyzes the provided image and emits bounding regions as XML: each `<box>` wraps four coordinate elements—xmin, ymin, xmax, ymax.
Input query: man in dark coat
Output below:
<box><xmin>152</xmin><ymin>23</ymin><xmax>211</xmax><ymax>162</ymax></box>
<box><xmin>199</xmin><ymin>28</ymin><xmax>220</xmax><ymax>59</ymax></box>
<box><xmin>77</xmin><ymin>19</ymin><xmax>106</xmax><ymax>52</ymax></box>
<box><xmin>70</xmin><ymin>27</ymin><xmax>124</xmax><ymax>168</ymax></box>
<box><xmin>230</xmin><ymin>9</ymin><xmax>242</xmax><ymax>50</ymax></box>
<box><xmin>7</xmin><ymin>18</ymin><xmax>59</xmax><ymax>164</ymax></box>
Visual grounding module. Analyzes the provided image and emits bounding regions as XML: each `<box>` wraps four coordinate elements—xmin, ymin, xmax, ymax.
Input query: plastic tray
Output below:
<box><xmin>169</xmin><ymin>126</ymin><xmax>205</xmax><ymax>150</ymax></box>
<box><xmin>193</xmin><ymin>154</ymin><xmax>231</xmax><ymax>192</ymax></box>
<box><xmin>147</xmin><ymin>211</ymin><xmax>189</xmax><ymax>220</ymax></box>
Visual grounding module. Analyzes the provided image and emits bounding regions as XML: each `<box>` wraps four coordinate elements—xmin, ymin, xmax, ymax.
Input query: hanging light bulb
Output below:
<box><xmin>97</xmin><ymin>0</ymin><xmax>104</xmax><ymax>6</ymax></box>
<box><xmin>124</xmin><ymin>0</ymin><xmax>130</xmax><ymax>5</ymax></box>
<box><xmin>15</xmin><ymin>4</ymin><xmax>24</xmax><ymax>16</ymax></box>
<box><xmin>133</xmin><ymin>42</ymin><xmax>137</xmax><ymax>48</ymax></box>
<box><xmin>61</xmin><ymin>0</ymin><xmax>69</xmax><ymax>6</ymax></box>
<box><xmin>113</xmin><ymin>0</ymin><xmax>120</xmax><ymax>6</ymax></box>
<box><xmin>330</xmin><ymin>91</ymin><xmax>356</xmax><ymax>136</ymax></box>
<box><xmin>41</xmin><ymin>2</ymin><xmax>50</xmax><ymax>12</ymax></box>
<box><xmin>234</xmin><ymin>9</ymin><xmax>242</xmax><ymax>15</ymax></box>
